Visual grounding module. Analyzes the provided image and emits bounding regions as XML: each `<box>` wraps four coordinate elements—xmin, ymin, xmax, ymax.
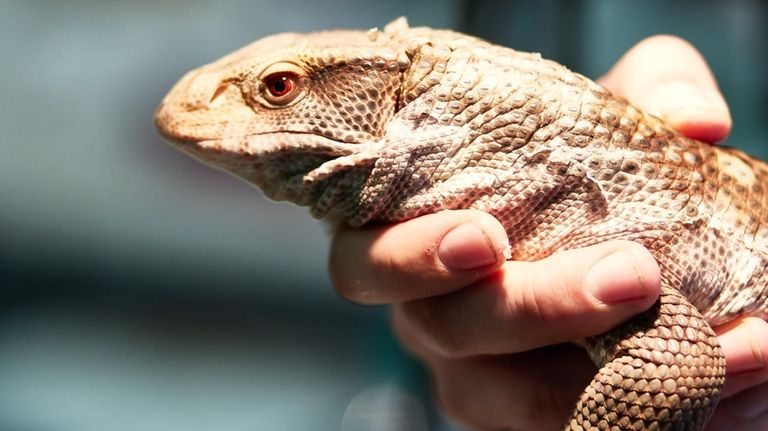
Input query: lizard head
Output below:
<box><xmin>155</xmin><ymin>18</ymin><xmax>415</xmax><ymax>211</ymax></box>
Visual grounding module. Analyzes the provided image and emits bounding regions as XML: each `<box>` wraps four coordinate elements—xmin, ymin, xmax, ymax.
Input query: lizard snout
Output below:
<box><xmin>155</xmin><ymin>68</ymin><xmax>253</xmax><ymax>145</ymax></box>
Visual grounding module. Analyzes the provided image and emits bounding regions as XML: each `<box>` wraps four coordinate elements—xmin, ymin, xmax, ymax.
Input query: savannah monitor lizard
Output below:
<box><xmin>155</xmin><ymin>18</ymin><xmax>768</xmax><ymax>431</ymax></box>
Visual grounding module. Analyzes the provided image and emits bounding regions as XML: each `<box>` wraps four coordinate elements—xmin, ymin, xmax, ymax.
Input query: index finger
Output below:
<box><xmin>329</xmin><ymin>210</ymin><xmax>510</xmax><ymax>304</ymax></box>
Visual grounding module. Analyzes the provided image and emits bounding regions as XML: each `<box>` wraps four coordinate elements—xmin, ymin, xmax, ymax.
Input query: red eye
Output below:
<box><xmin>256</xmin><ymin>64</ymin><xmax>308</xmax><ymax>107</ymax></box>
<box><xmin>260</xmin><ymin>71</ymin><xmax>306</xmax><ymax>106</ymax></box>
<box><xmin>265</xmin><ymin>73</ymin><xmax>293</xmax><ymax>97</ymax></box>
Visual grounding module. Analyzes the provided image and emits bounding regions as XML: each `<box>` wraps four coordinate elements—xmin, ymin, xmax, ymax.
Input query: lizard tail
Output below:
<box><xmin>565</xmin><ymin>285</ymin><xmax>726</xmax><ymax>431</ymax></box>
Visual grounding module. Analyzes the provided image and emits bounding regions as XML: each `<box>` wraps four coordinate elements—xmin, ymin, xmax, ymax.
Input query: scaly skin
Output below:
<box><xmin>156</xmin><ymin>18</ymin><xmax>768</xmax><ymax>431</ymax></box>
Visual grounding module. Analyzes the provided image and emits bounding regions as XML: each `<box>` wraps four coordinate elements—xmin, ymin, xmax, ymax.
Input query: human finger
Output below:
<box><xmin>329</xmin><ymin>210</ymin><xmax>509</xmax><ymax>304</ymax></box>
<box><xmin>705</xmin><ymin>382</ymin><xmax>768</xmax><ymax>431</ymax></box>
<box><xmin>598</xmin><ymin>34</ymin><xmax>731</xmax><ymax>143</ymax></box>
<box><xmin>391</xmin><ymin>240</ymin><xmax>661</xmax><ymax>358</ymax></box>
<box><xmin>715</xmin><ymin>316</ymin><xmax>768</xmax><ymax>397</ymax></box>
<box><xmin>426</xmin><ymin>345</ymin><xmax>594</xmax><ymax>431</ymax></box>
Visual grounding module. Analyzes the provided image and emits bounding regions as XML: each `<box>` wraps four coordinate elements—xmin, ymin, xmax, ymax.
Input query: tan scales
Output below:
<box><xmin>155</xmin><ymin>18</ymin><xmax>768</xmax><ymax>431</ymax></box>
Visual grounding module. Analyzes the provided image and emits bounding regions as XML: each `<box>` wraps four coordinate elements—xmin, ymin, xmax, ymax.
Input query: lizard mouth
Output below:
<box><xmin>166</xmin><ymin>131</ymin><xmax>380</xmax><ymax>204</ymax></box>
<box><xmin>188</xmin><ymin>131</ymin><xmax>360</xmax><ymax>159</ymax></box>
<box><xmin>166</xmin><ymin>131</ymin><xmax>366</xmax><ymax>175</ymax></box>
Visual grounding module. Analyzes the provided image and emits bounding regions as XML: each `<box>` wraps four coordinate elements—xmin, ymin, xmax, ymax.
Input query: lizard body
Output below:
<box><xmin>156</xmin><ymin>18</ymin><xmax>768</xmax><ymax>431</ymax></box>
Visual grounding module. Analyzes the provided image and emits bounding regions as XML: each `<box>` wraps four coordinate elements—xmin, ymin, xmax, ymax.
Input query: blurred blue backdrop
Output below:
<box><xmin>1</xmin><ymin>1</ymin><xmax>765</xmax><ymax>430</ymax></box>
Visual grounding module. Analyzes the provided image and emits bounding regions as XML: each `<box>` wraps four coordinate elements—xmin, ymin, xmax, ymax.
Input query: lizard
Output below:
<box><xmin>155</xmin><ymin>18</ymin><xmax>768</xmax><ymax>431</ymax></box>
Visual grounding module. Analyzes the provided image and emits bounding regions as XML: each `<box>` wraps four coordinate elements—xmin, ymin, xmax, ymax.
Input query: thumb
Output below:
<box><xmin>393</xmin><ymin>240</ymin><xmax>662</xmax><ymax>358</ymax></box>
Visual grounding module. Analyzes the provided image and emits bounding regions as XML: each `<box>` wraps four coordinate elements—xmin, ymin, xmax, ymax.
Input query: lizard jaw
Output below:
<box><xmin>167</xmin><ymin>132</ymin><xmax>378</xmax><ymax>206</ymax></box>
<box><xmin>166</xmin><ymin>131</ymin><xmax>364</xmax><ymax>170</ymax></box>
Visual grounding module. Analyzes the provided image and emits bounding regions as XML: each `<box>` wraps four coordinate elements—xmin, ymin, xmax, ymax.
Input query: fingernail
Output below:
<box><xmin>646</xmin><ymin>81</ymin><xmax>732</xmax><ymax>143</ymax></box>
<box><xmin>647</xmin><ymin>81</ymin><xmax>730</xmax><ymax>125</ymax></box>
<box><xmin>438</xmin><ymin>223</ymin><xmax>505</xmax><ymax>271</ymax></box>
<box><xmin>719</xmin><ymin>321</ymin><xmax>765</xmax><ymax>374</ymax></box>
<box><xmin>586</xmin><ymin>249</ymin><xmax>656</xmax><ymax>304</ymax></box>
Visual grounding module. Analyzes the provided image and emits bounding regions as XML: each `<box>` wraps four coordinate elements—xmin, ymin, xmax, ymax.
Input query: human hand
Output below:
<box><xmin>599</xmin><ymin>35</ymin><xmax>767</xmax><ymax>431</ymax></box>
<box><xmin>329</xmin><ymin>35</ymin><xmax>768</xmax><ymax>430</ymax></box>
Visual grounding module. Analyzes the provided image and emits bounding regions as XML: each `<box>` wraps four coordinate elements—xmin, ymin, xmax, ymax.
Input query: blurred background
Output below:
<box><xmin>1</xmin><ymin>1</ymin><xmax>766</xmax><ymax>430</ymax></box>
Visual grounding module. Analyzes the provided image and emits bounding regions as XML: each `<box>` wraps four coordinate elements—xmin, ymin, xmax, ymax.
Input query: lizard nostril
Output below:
<box><xmin>209</xmin><ymin>82</ymin><xmax>229</xmax><ymax>104</ymax></box>
<box><xmin>172</xmin><ymin>71</ymin><xmax>232</xmax><ymax>111</ymax></box>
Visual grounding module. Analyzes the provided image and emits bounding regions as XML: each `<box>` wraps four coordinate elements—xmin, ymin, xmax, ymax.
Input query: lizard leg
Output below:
<box><xmin>565</xmin><ymin>285</ymin><xmax>726</xmax><ymax>431</ymax></box>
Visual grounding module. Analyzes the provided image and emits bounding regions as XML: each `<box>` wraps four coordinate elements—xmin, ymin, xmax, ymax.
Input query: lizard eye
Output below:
<box><xmin>252</xmin><ymin>62</ymin><xmax>308</xmax><ymax>108</ymax></box>
<box><xmin>264</xmin><ymin>73</ymin><xmax>296</xmax><ymax>100</ymax></box>
<box><xmin>259</xmin><ymin>67</ymin><xmax>308</xmax><ymax>107</ymax></box>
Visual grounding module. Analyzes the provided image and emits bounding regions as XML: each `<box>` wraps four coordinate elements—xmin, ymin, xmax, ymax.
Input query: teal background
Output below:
<box><xmin>1</xmin><ymin>1</ymin><xmax>765</xmax><ymax>430</ymax></box>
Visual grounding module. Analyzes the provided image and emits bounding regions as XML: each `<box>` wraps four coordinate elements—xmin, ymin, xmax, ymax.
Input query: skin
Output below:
<box><xmin>329</xmin><ymin>35</ymin><xmax>768</xmax><ymax>431</ymax></box>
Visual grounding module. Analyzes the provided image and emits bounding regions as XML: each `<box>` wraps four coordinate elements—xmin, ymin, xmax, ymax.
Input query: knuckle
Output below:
<box><xmin>505</xmin><ymin>264</ymin><xmax>557</xmax><ymax>333</ymax></box>
<box><xmin>398</xmin><ymin>299</ymin><xmax>472</xmax><ymax>357</ymax></box>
